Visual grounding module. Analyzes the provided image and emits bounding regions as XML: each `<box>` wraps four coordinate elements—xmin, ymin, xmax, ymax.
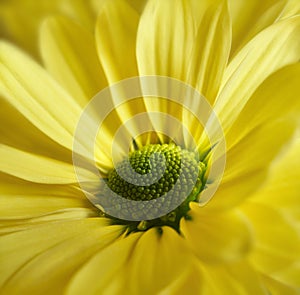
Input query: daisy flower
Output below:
<box><xmin>1</xmin><ymin>0</ymin><xmax>300</xmax><ymax>294</ymax></box>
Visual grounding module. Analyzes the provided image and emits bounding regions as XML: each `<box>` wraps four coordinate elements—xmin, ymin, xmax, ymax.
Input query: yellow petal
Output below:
<box><xmin>225</xmin><ymin>63</ymin><xmax>300</xmax><ymax>150</ymax></box>
<box><xmin>249</xmin><ymin>137</ymin><xmax>300</xmax><ymax>221</ymax></box>
<box><xmin>0</xmin><ymin>172</ymin><xmax>82</xmax><ymax>198</ymax></box>
<box><xmin>263</xmin><ymin>275</ymin><xmax>300</xmax><ymax>295</ymax></box>
<box><xmin>96</xmin><ymin>0</ymin><xmax>139</xmax><ymax>83</ymax></box>
<box><xmin>136</xmin><ymin>0</ymin><xmax>195</xmax><ymax>80</ymax></box>
<box><xmin>0</xmin><ymin>0</ymin><xmax>64</xmax><ymax>58</ymax></box>
<box><xmin>126</xmin><ymin>227</ymin><xmax>194</xmax><ymax>294</ymax></box>
<box><xmin>65</xmin><ymin>232</ymin><xmax>142</xmax><ymax>295</ymax></box>
<box><xmin>158</xmin><ymin>264</ymin><xmax>203</xmax><ymax>295</ymax></box>
<box><xmin>94</xmin><ymin>0</ymin><xmax>149</xmax><ymax>152</ymax></box>
<box><xmin>0</xmin><ymin>194</ymin><xmax>91</xmax><ymax>220</ymax></box>
<box><xmin>181</xmin><ymin>203</ymin><xmax>253</xmax><ymax>263</ymax></box>
<box><xmin>126</xmin><ymin>0</ymin><xmax>147</xmax><ymax>13</ymax></box>
<box><xmin>0</xmin><ymin>42</ymin><xmax>82</xmax><ymax>151</ymax></box>
<box><xmin>61</xmin><ymin>0</ymin><xmax>97</xmax><ymax>31</ymax></box>
<box><xmin>207</xmin><ymin>119</ymin><xmax>296</xmax><ymax>210</ymax></box>
<box><xmin>228</xmin><ymin>0</ymin><xmax>288</xmax><ymax>57</ymax></box>
<box><xmin>0</xmin><ymin>144</ymin><xmax>97</xmax><ymax>184</ymax></box>
<box><xmin>0</xmin><ymin>208</ymin><xmax>98</xmax><ymax>235</ymax></box>
<box><xmin>0</xmin><ymin>219</ymin><xmax>123</xmax><ymax>294</ymax></box>
<box><xmin>199</xmin><ymin>261</ymin><xmax>268</xmax><ymax>295</ymax></box>
<box><xmin>214</xmin><ymin>16</ymin><xmax>300</xmax><ymax>132</ymax></box>
<box><xmin>40</xmin><ymin>16</ymin><xmax>107</xmax><ymax>107</ymax></box>
<box><xmin>0</xmin><ymin>172</ymin><xmax>92</xmax><ymax>220</ymax></box>
<box><xmin>241</xmin><ymin>202</ymin><xmax>300</xmax><ymax>288</ymax></box>
<box><xmin>281</xmin><ymin>0</ymin><xmax>300</xmax><ymax>19</ymax></box>
<box><xmin>0</xmin><ymin>98</ymin><xmax>72</xmax><ymax>162</ymax></box>
<box><xmin>187</xmin><ymin>1</ymin><xmax>231</xmax><ymax>104</ymax></box>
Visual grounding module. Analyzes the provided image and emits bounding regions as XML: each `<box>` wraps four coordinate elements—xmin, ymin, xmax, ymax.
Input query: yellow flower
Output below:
<box><xmin>1</xmin><ymin>0</ymin><xmax>300</xmax><ymax>294</ymax></box>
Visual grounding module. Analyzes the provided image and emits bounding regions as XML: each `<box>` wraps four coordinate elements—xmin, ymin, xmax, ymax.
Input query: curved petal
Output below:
<box><xmin>126</xmin><ymin>227</ymin><xmax>194</xmax><ymax>294</ymax></box>
<box><xmin>65</xmin><ymin>232</ymin><xmax>142</xmax><ymax>295</ymax></box>
<box><xmin>181</xmin><ymin>204</ymin><xmax>253</xmax><ymax>263</ymax></box>
<box><xmin>0</xmin><ymin>42</ymin><xmax>82</xmax><ymax>151</ymax></box>
<box><xmin>136</xmin><ymin>0</ymin><xmax>195</xmax><ymax>80</ymax></box>
<box><xmin>225</xmin><ymin>63</ymin><xmax>300</xmax><ymax>150</ymax></box>
<box><xmin>207</xmin><ymin>119</ymin><xmax>297</xmax><ymax>210</ymax></box>
<box><xmin>214</xmin><ymin>16</ymin><xmax>300</xmax><ymax>132</ymax></box>
<box><xmin>263</xmin><ymin>275</ymin><xmax>300</xmax><ymax>295</ymax></box>
<box><xmin>0</xmin><ymin>172</ymin><xmax>92</xmax><ymax>220</ymax></box>
<box><xmin>96</xmin><ymin>0</ymin><xmax>139</xmax><ymax>83</ymax></box>
<box><xmin>0</xmin><ymin>98</ymin><xmax>72</xmax><ymax>162</ymax></box>
<box><xmin>241</xmin><ymin>202</ymin><xmax>300</xmax><ymax>288</ymax></box>
<box><xmin>249</xmin><ymin>137</ymin><xmax>300</xmax><ymax>221</ymax></box>
<box><xmin>228</xmin><ymin>0</ymin><xmax>288</xmax><ymax>58</ymax></box>
<box><xmin>199</xmin><ymin>261</ymin><xmax>267</xmax><ymax>295</ymax></box>
<box><xmin>0</xmin><ymin>144</ymin><xmax>97</xmax><ymax>184</ymax></box>
<box><xmin>187</xmin><ymin>0</ymin><xmax>231</xmax><ymax>104</ymax></box>
<box><xmin>40</xmin><ymin>16</ymin><xmax>107</xmax><ymax>107</ymax></box>
<box><xmin>0</xmin><ymin>219</ymin><xmax>123</xmax><ymax>293</ymax></box>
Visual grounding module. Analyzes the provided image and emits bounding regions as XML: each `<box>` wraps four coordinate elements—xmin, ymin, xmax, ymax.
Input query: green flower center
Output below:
<box><xmin>100</xmin><ymin>143</ymin><xmax>207</xmax><ymax>232</ymax></box>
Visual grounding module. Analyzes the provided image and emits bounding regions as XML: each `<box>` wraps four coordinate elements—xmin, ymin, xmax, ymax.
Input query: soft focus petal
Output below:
<box><xmin>263</xmin><ymin>276</ymin><xmax>300</xmax><ymax>295</ymax></box>
<box><xmin>181</xmin><ymin>203</ymin><xmax>253</xmax><ymax>263</ymax></box>
<box><xmin>241</xmin><ymin>202</ymin><xmax>300</xmax><ymax>288</ymax></box>
<box><xmin>225</xmin><ymin>64</ymin><xmax>300</xmax><ymax>150</ymax></box>
<box><xmin>0</xmin><ymin>98</ymin><xmax>72</xmax><ymax>162</ymax></box>
<box><xmin>126</xmin><ymin>227</ymin><xmax>194</xmax><ymax>294</ymax></box>
<box><xmin>96</xmin><ymin>0</ymin><xmax>139</xmax><ymax>83</ymax></box>
<box><xmin>0</xmin><ymin>42</ymin><xmax>82</xmax><ymax>151</ymax></box>
<box><xmin>136</xmin><ymin>0</ymin><xmax>195</xmax><ymax>80</ymax></box>
<box><xmin>228</xmin><ymin>0</ymin><xmax>288</xmax><ymax>58</ymax></box>
<box><xmin>214</xmin><ymin>15</ymin><xmax>300</xmax><ymax>132</ymax></box>
<box><xmin>199</xmin><ymin>261</ymin><xmax>267</xmax><ymax>295</ymax></box>
<box><xmin>249</xmin><ymin>137</ymin><xmax>300</xmax><ymax>221</ymax></box>
<box><xmin>0</xmin><ymin>219</ymin><xmax>123</xmax><ymax>294</ymax></box>
<box><xmin>187</xmin><ymin>0</ymin><xmax>231</xmax><ymax>104</ymax></box>
<box><xmin>65</xmin><ymin>232</ymin><xmax>142</xmax><ymax>294</ymax></box>
<box><xmin>41</xmin><ymin>16</ymin><xmax>107</xmax><ymax>107</ymax></box>
<box><xmin>207</xmin><ymin>119</ymin><xmax>297</xmax><ymax>209</ymax></box>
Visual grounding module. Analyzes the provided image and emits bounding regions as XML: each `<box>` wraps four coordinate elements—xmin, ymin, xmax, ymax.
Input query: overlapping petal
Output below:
<box><xmin>181</xmin><ymin>203</ymin><xmax>253</xmax><ymax>263</ymax></box>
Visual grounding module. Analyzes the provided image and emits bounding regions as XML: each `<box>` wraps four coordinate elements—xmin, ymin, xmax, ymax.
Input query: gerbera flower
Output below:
<box><xmin>1</xmin><ymin>0</ymin><xmax>300</xmax><ymax>294</ymax></box>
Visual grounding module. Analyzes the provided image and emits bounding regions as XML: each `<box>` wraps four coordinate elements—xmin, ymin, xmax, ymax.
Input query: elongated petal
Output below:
<box><xmin>0</xmin><ymin>99</ymin><xmax>72</xmax><ymax>162</ymax></box>
<box><xmin>263</xmin><ymin>275</ymin><xmax>300</xmax><ymax>295</ymax></box>
<box><xmin>214</xmin><ymin>16</ymin><xmax>300</xmax><ymax>132</ymax></box>
<box><xmin>207</xmin><ymin>119</ymin><xmax>296</xmax><ymax>209</ymax></box>
<box><xmin>137</xmin><ymin>0</ymin><xmax>195</xmax><ymax>80</ymax></box>
<box><xmin>0</xmin><ymin>208</ymin><xmax>98</xmax><ymax>235</ymax></box>
<box><xmin>228</xmin><ymin>0</ymin><xmax>288</xmax><ymax>57</ymax></box>
<box><xmin>241</xmin><ymin>202</ymin><xmax>300</xmax><ymax>288</ymax></box>
<box><xmin>158</xmin><ymin>264</ymin><xmax>204</xmax><ymax>295</ymax></box>
<box><xmin>126</xmin><ymin>227</ymin><xmax>194</xmax><ymax>294</ymax></box>
<box><xmin>0</xmin><ymin>219</ymin><xmax>123</xmax><ymax>294</ymax></box>
<box><xmin>249</xmin><ymin>137</ymin><xmax>300</xmax><ymax>221</ymax></box>
<box><xmin>96</xmin><ymin>0</ymin><xmax>139</xmax><ymax>83</ymax></box>
<box><xmin>0</xmin><ymin>195</ymin><xmax>91</xmax><ymax>220</ymax></box>
<box><xmin>65</xmin><ymin>232</ymin><xmax>142</xmax><ymax>294</ymax></box>
<box><xmin>0</xmin><ymin>145</ymin><xmax>96</xmax><ymax>184</ymax></box>
<box><xmin>181</xmin><ymin>204</ymin><xmax>253</xmax><ymax>263</ymax></box>
<box><xmin>226</xmin><ymin>64</ymin><xmax>300</xmax><ymax>150</ymax></box>
<box><xmin>0</xmin><ymin>172</ymin><xmax>92</xmax><ymax>220</ymax></box>
<box><xmin>199</xmin><ymin>261</ymin><xmax>268</xmax><ymax>295</ymax></box>
<box><xmin>187</xmin><ymin>1</ymin><xmax>231</xmax><ymax>104</ymax></box>
<box><xmin>41</xmin><ymin>16</ymin><xmax>107</xmax><ymax>107</ymax></box>
<box><xmin>0</xmin><ymin>42</ymin><xmax>82</xmax><ymax>151</ymax></box>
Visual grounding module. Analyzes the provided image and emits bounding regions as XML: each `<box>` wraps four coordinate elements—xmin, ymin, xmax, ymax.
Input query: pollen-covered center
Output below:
<box><xmin>101</xmin><ymin>143</ymin><xmax>207</xmax><ymax>231</ymax></box>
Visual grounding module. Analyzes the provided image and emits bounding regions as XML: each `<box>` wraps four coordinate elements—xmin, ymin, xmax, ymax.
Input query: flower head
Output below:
<box><xmin>1</xmin><ymin>0</ymin><xmax>300</xmax><ymax>294</ymax></box>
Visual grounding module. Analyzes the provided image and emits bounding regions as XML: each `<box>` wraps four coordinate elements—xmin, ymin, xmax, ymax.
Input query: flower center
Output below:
<box><xmin>101</xmin><ymin>143</ymin><xmax>207</xmax><ymax>232</ymax></box>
